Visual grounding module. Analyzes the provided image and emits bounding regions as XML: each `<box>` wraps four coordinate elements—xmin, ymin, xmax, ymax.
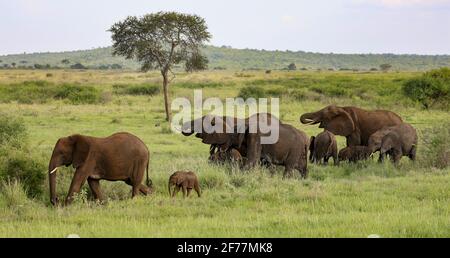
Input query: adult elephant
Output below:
<box><xmin>182</xmin><ymin>113</ymin><xmax>309</xmax><ymax>178</ymax></box>
<box><xmin>48</xmin><ymin>132</ymin><xmax>152</xmax><ymax>206</ymax></box>
<box><xmin>300</xmin><ymin>105</ymin><xmax>403</xmax><ymax>146</ymax></box>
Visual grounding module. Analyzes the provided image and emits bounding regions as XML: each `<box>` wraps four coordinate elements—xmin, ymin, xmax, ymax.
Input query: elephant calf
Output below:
<box><xmin>168</xmin><ymin>171</ymin><xmax>201</xmax><ymax>198</ymax></box>
<box><xmin>338</xmin><ymin>146</ymin><xmax>372</xmax><ymax>163</ymax></box>
<box><xmin>379</xmin><ymin>123</ymin><xmax>417</xmax><ymax>164</ymax></box>
<box><xmin>209</xmin><ymin>148</ymin><xmax>243</xmax><ymax>164</ymax></box>
<box><xmin>309</xmin><ymin>130</ymin><xmax>338</xmax><ymax>165</ymax></box>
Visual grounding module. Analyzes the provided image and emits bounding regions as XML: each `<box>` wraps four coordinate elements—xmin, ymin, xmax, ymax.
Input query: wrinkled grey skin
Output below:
<box><xmin>309</xmin><ymin>130</ymin><xmax>338</xmax><ymax>165</ymax></box>
<box><xmin>379</xmin><ymin>123</ymin><xmax>418</xmax><ymax>164</ymax></box>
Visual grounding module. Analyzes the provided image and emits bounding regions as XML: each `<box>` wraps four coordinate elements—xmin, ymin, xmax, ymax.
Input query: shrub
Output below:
<box><xmin>54</xmin><ymin>84</ymin><xmax>100</xmax><ymax>104</ymax></box>
<box><xmin>70</xmin><ymin>63</ymin><xmax>87</xmax><ymax>69</ymax></box>
<box><xmin>402</xmin><ymin>68</ymin><xmax>450</xmax><ymax>109</ymax></box>
<box><xmin>237</xmin><ymin>86</ymin><xmax>266</xmax><ymax>99</ymax></box>
<box><xmin>0</xmin><ymin>180</ymin><xmax>30</xmax><ymax>208</ymax></box>
<box><xmin>0</xmin><ymin>115</ymin><xmax>27</xmax><ymax>151</ymax></box>
<box><xmin>113</xmin><ymin>83</ymin><xmax>160</xmax><ymax>96</ymax></box>
<box><xmin>0</xmin><ymin>151</ymin><xmax>46</xmax><ymax>198</ymax></box>
<box><xmin>420</xmin><ymin>123</ymin><xmax>450</xmax><ymax>169</ymax></box>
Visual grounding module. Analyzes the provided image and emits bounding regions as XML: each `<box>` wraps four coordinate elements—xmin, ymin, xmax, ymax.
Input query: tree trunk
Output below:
<box><xmin>162</xmin><ymin>70</ymin><xmax>171</xmax><ymax>122</ymax></box>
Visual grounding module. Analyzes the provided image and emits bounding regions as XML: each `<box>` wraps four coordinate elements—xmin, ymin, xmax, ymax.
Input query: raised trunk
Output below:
<box><xmin>162</xmin><ymin>71</ymin><xmax>171</xmax><ymax>122</ymax></box>
<box><xmin>48</xmin><ymin>155</ymin><xmax>58</xmax><ymax>205</ymax></box>
<box><xmin>300</xmin><ymin>112</ymin><xmax>318</xmax><ymax>124</ymax></box>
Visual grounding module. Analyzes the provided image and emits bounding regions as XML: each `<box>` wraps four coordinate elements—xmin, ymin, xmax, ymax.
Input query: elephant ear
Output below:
<box><xmin>322</xmin><ymin>108</ymin><xmax>355</xmax><ymax>136</ymax></box>
<box><xmin>176</xmin><ymin>175</ymin><xmax>184</xmax><ymax>185</ymax></box>
<box><xmin>69</xmin><ymin>135</ymin><xmax>90</xmax><ymax>168</ymax></box>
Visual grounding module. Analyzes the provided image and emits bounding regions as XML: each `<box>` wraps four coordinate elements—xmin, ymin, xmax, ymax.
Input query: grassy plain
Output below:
<box><xmin>0</xmin><ymin>69</ymin><xmax>449</xmax><ymax>237</ymax></box>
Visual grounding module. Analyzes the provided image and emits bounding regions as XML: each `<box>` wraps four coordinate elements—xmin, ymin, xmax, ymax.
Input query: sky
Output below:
<box><xmin>1</xmin><ymin>0</ymin><xmax>450</xmax><ymax>55</ymax></box>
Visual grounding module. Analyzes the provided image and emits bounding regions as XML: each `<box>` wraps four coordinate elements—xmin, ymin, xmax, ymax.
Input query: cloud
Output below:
<box><xmin>281</xmin><ymin>15</ymin><xmax>296</xmax><ymax>24</ymax></box>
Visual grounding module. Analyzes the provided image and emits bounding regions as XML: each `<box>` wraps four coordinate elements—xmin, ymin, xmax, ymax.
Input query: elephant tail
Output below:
<box><xmin>145</xmin><ymin>157</ymin><xmax>152</xmax><ymax>188</ymax></box>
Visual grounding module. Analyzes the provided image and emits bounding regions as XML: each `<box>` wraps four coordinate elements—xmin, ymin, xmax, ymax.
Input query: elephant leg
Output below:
<box><xmin>139</xmin><ymin>184</ymin><xmax>152</xmax><ymax>195</ymax></box>
<box><xmin>244</xmin><ymin>134</ymin><xmax>261</xmax><ymax>169</ymax></box>
<box><xmin>131</xmin><ymin>185</ymin><xmax>141</xmax><ymax>198</ymax></box>
<box><xmin>182</xmin><ymin>186</ymin><xmax>187</xmax><ymax>198</ymax></box>
<box><xmin>194</xmin><ymin>183</ymin><xmax>201</xmax><ymax>197</ymax></box>
<box><xmin>283</xmin><ymin>166</ymin><xmax>295</xmax><ymax>179</ymax></box>
<box><xmin>87</xmin><ymin>178</ymin><xmax>103</xmax><ymax>202</ymax></box>
<box><xmin>65</xmin><ymin>171</ymin><xmax>88</xmax><ymax>205</ymax></box>
<box><xmin>409</xmin><ymin>145</ymin><xmax>417</xmax><ymax>161</ymax></box>
<box><xmin>324</xmin><ymin>156</ymin><xmax>329</xmax><ymax>165</ymax></box>
<box><xmin>172</xmin><ymin>186</ymin><xmax>180</xmax><ymax>197</ymax></box>
<box><xmin>187</xmin><ymin>188</ymin><xmax>192</xmax><ymax>197</ymax></box>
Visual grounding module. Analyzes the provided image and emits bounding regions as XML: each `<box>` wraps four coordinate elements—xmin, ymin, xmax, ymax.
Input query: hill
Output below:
<box><xmin>1</xmin><ymin>45</ymin><xmax>449</xmax><ymax>71</ymax></box>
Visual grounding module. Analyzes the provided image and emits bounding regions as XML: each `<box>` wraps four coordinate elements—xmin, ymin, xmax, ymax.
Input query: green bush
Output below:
<box><xmin>0</xmin><ymin>81</ymin><xmax>103</xmax><ymax>104</ymax></box>
<box><xmin>0</xmin><ymin>80</ymin><xmax>55</xmax><ymax>104</ymax></box>
<box><xmin>0</xmin><ymin>180</ymin><xmax>30</xmax><ymax>208</ymax></box>
<box><xmin>420</xmin><ymin>123</ymin><xmax>450</xmax><ymax>169</ymax></box>
<box><xmin>55</xmin><ymin>84</ymin><xmax>100</xmax><ymax>104</ymax></box>
<box><xmin>174</xmin><ymin>82</ymin><xmax>223</xmax><ymax>89</ymax></box>
<box><xmin>237</xmin><ymin>86</ymin><xmax>266</xmax><ymax>99</ymax></box>
<box><xmin>402</xmin><ymin>68</ymin><xmax>450</xmax><ymax>109</ymax></box>
<box><xmin>0</xmin><ymin>151</ymin><xmax>46</xmax><ymax>198</ymax></box>
<box><xmin>113</xmin><ymin>83</ymin><xmax>160</xmax><ymax>96</ymax></box>
<box><xmin>0</xmin><ymin>114</ymin><xmax>27</xmax><ymax>149</ymax></box>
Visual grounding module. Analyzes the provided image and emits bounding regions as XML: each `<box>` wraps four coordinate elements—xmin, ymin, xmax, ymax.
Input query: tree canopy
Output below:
<box><xmin>110</xmin><ymin>12</ymin><xmax>211</xmax><ymax>121</ymax></box>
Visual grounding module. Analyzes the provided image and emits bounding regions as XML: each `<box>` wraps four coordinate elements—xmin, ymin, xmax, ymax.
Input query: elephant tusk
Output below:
<box><xmin>49</xmin><ymin>167</ymin><xmax>58</xmax><ymax>174</ymax></box>
<box><xmin>303</xmin><ymin>119</ymin><xmax>315</xmax><ymax>124</ymax></box>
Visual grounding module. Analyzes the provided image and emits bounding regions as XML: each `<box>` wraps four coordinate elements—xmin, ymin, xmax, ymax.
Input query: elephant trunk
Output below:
<box><xmin>168</xmin><ymin>181</ymin><xmax>172</xmax><ymax>197</ymax></box>
<box><xmin>181</xmin><ymin>120</ymin><xmax>195</xmax><ymax>136</ymax></box>
<box><xmin>48</xmin><ymin>154</ymin><xmax>59</xmax><ymax>206</ymax></box>
<box><xmin>300</xmin><ymin>112</ymin><xmax>319</xmax><ymax>125</ymax></box>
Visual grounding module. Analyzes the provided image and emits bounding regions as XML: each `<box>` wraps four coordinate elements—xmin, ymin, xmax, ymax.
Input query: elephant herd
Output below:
<box><xmin>47</xmin><ymin>104</ymin><xmax>417</xmax><ymax>206</ymax></box>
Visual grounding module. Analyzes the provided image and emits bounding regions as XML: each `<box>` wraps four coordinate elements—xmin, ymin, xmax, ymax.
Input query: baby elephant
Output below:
<box><xmin>168</xmin><ymin>171</ymin><xmax>201</xmax><ymax>198</ymax></box>
<box><xmin>379</xmin><ymin>123</ymin><xmax>417</xmax><ymax>164</ymax></box>
<box><xmin>338</xmin><ymin>146</ymin><xmax>372</xmax><ymax>163</ymax></box>
<box><xmin>309</xmin><ymin>130</ymin><xmax>338</xmax><ymax>165</ymax></box>
<box><xmin>209</xmin><ymin>148</ymin><xmax>243</xmax><ymax>164</ymax></box>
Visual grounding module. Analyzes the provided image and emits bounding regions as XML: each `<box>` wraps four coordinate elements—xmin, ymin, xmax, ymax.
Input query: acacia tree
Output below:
<box><xmin>110</xmin><ymin>12</ymin><xmax>211</xmax><ymax>121</ymax></box>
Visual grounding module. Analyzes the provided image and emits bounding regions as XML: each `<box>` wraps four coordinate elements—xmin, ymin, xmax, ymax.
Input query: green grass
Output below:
<box><xmin>0</xmin><ymin>69</ymin><xmax>449</xmax><ymax>237</ymax></box>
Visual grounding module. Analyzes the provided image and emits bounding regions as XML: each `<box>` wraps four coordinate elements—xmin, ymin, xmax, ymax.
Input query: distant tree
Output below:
<box><xmin>110</xmin><ymin>64</ymin><xmax>123</xmax><ymax>70</ymax></box>
<box><xmin>370</xmin><ymin>68</ymin><xmax>378</xmax><ymax>71</ymax></box>
<box><xmin>61</xmin><ymin>59</ymin><xmax>70</xmax><ymax>65</ymax></box>
<box><xmin>34</xmin><ymin>64</ymin><xmax>43</xmax><ymax>69</ymax></box>
<box><xmin>20</xmin><ymin>60</ymin><xmax>27</xmax><ymax>64</ymax></box>
<box><xmin>110</xmin><ymin>11</ymin><xmax>211</xmax><ymax>122</ymax></box>
<box><xmin>0</xmin><ymin>60</ymin><xmax>2</xmax><ymax>63</ymax></box>
<box><xmin>11</xmin><ymin>63</ymin><xmax>16</xmax><ymax>68</ymax></box>
<box><xmin>380</xmin><ymin>64</ymin><xmax>392</xmax><ymax>72</ymax></box>
<box><xmin>4</xmin><ymin>64</ymin><xmax>10</xmax><ymax>68</ymax></box>
<box><xmin>265</xmin><ymin>70</ymin><xmax>271</xmax><ymax>74</ymax></box>
<box><xmin>287</xmin><ymin>63</ymin><xmax>297</xmax><ymax>71</ymax></box>
<box><xmin>70</xmin><ymin>63</ymin><xmax>86</xmax><ymax>69</ymax></box>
